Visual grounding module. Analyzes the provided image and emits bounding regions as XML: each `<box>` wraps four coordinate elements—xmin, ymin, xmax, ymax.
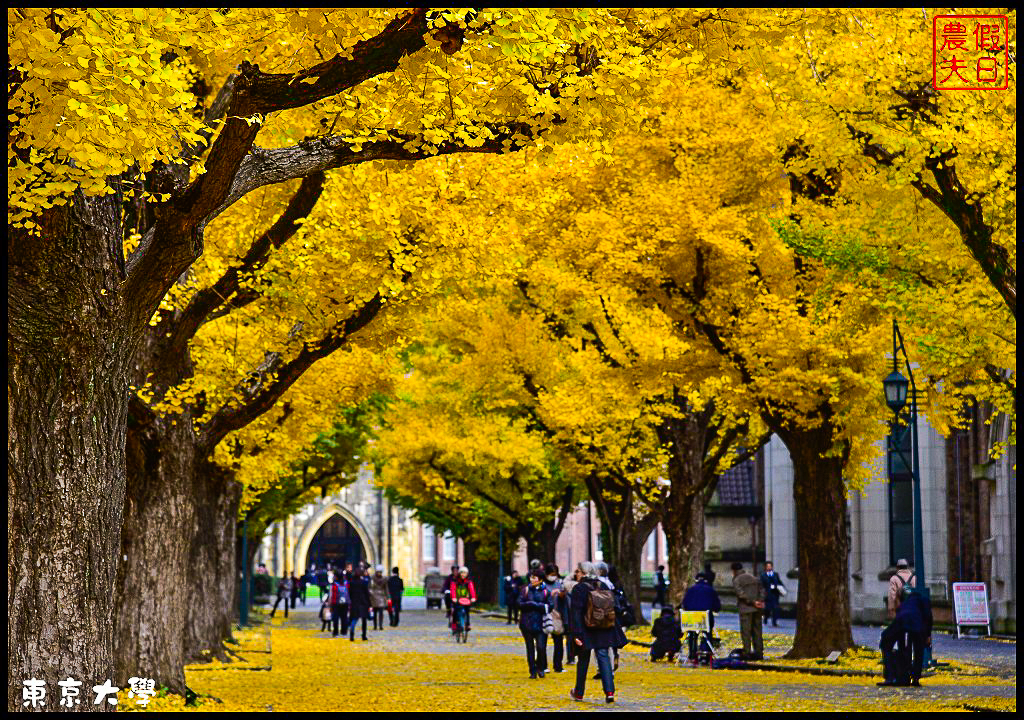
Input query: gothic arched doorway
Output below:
<box><xmin>304</xmin><ymin>513</ymin><xmax>366</xmax><ymax>571</ymax></box>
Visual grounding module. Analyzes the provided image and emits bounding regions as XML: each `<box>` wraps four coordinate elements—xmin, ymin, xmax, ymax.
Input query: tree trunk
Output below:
<box><xmin>8</xmin><ymin>195</ymin><xmax>134</xmax><ymax>712</ymax></box>
<box><xmin>588</xmin><ymin>480</ymin><xmax>659</xmax><ymax>626</ymax></box>
<box><xmin>184</xmin><ymin>469</ymin><xmax>242</xmax><ymax>663</ymax></box>
<box><xmin>114</xmin><ymin>415</ymin><xmax>197</xmax><ymax>694</ymax></box>
<box><xmin>777</xmin><ymin>422</ymin><xmax>854</xmax><ymax>658</ymax></box>
<box><xmin>463</xmin><ymin>539</ymin><xmax>498</xmax><ymax>604</ymax></box>
<box><xmin>663</xmin><ymin>491</ymin><xmax>705</xmax><ymax>607</ymax></box>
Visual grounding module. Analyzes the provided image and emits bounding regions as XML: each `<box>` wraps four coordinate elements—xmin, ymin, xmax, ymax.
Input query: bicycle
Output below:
<box><xmin>451</xmin><ymin>601</ymin><xmax>470</xmax><ymax>643</ymax></box>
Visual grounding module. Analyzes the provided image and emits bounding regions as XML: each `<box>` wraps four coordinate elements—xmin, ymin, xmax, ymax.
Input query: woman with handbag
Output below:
<box><xmin>518</xmin><ymin>568</ymin><xmax>552</xmax><ymax>679</ymax></box>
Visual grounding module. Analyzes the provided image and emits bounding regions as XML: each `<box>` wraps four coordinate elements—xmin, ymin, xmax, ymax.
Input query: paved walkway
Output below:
<box><xmin>169</xmin><ymin>604</ymin><xmax>1015</xmax><ymax>712</ymax></box>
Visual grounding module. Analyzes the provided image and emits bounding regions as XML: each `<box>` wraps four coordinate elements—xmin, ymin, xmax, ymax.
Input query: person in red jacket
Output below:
<box><xmin>449</xmin><ymin>566</ymin><xmax>477</xmax><ymax>633</ymax></box>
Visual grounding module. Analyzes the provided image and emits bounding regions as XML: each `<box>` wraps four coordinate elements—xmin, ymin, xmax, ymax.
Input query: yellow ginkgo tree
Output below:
<box><xmin>9</xmin><ymin>6</ymin><xmax>716</xmax><ymax>697</ymax></box>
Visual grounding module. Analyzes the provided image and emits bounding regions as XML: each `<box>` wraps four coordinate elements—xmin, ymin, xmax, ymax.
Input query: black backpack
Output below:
<box><xmin>615</xmin><ymin>588</ymin><xmax>636</xmax><ymax>628</ymax></box>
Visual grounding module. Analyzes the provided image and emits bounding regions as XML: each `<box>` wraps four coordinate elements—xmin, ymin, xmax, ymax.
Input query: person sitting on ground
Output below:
<box><xmin>650</xmin><ymin>607</ymin><xmax>683</xmax><ymax>663</ymax></box>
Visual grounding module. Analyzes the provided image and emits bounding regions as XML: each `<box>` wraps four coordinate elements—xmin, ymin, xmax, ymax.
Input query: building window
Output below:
<box><xmin>646</xmin><ymin>531</ymin><xmax>656</xmax><ymax>562</ymax></box>
<box><xmin>888</xmin><ymin>414</ymin><xmax>915</xmax><ymax>566</ymax></box>
<box><xmin>442</xmin><ymin>530</ymin><xmax>457</xmax><ymax>563</ymax></box>
<box><xmin>423</xmin><ymin>524</ymin><xmax>436</xmax><ymax>565</ymax></box>
<box><xmin>595</xmin><ymin>532</ymin><xmax>603</xmax><ymax>562</ymax></box>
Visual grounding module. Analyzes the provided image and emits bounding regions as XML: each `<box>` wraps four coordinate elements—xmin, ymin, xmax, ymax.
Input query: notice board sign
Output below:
<box><xmin>952</xmin><ymin>582</ymin><xmax>990</xmax><ymax>637</ymax></box>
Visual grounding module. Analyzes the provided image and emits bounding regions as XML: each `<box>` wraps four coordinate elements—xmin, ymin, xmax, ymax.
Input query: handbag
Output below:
<box><xmin>542</xmin><ymin>612</ymin><xmax>554</xmax><ymax>634</ymax></box>
<box><xmin>550</xmin><ymin>608</ymin><xmax>564</xmax><ymax>635</ymax></box>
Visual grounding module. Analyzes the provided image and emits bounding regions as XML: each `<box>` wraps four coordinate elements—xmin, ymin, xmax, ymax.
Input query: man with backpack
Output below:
<box><xmin>568</xmin><ymin>561</ymin><xmax>617</xmax><ymax>704</ymax></box>
<box><xmin>887</xmin><ymin>559</ymin><xmax>916</xmax><ymax>618</ymax></box>
<box><xmin>879</xmin><ymin>584</ymin><xmax>932</xmax><ymax>686</ymax></box>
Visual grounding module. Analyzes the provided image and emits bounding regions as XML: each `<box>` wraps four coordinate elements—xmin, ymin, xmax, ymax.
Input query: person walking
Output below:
<box><xmin>316</xmin><ymin>565</ymin><xmax>328</xmax><ymax>601</ymax></box>
<box><xmin>289</xmin><ymin>571</ymin><xmax>300</xmax><ymax>609</ymax></box>
<box><xmin>887</xmin><ymin>558</ymin><xmax>916</xmax><ymax>619</ymax></box>
<box><xmin>369</xmin><ymin>565</ymin><xmax>389</xmax><ymax>631</ymax></box>
<box><xmin>702</xmin><ymin>561</ymin><xmax>716</xmax><ymax>586</ymax></box>
<box><xmin>442</xmin><ymin>564</ymin><xmax>459</xmax><ymax>621</ymax></box>
<box><xmin>568</xmin><ymin>562</ymin><xmax>617</xmax><ymax>704</ymax></box>
<box><xmin>504</xmin><ymin>570</ymin><xmax>524</xmax><ymax>625</ymax></box>
<box><xmin>650</xmin><ymin>606</ymin><xmax>683</xmax><ymax>662</ymax></box>
<box><xmin>879</xmin><ymin>585</ymin><xmax>932</xmax><ymax>686</ymax></box>
<box><xmin>519</xmin><ymin>569</ymin><xmax>552</xmax><ymax>679</ymax></box>
<box><xmin>328</xmin><ymin>574</ymin><xmax>349</xmax><ymax>637</ymax></box>
<box><xmin>653</xmin><ymin>565</ymin><xmax>668</xmax><ymax>609</ymax></box>
<box><xmin>603</xmin><ymin>564</ymin><xmax>631</xmax><ymax>673</ymax></box>
<box><xmin>347</xmin><ymin>567</ymin><xmax>371</xmax><ymax>641</ymax></box>
<box><xmin>387</xmin><ymin>567</ymin><xmax>405</xmax><ymax>627</ymax></box>
<box><xmin>759</xmin><ymin>561</ymin><xmax>786</xmax><ymax>627</ymax></box>
<box><xmin>562</xmin><ymin>566</ymin><xmax>582</xmax><ymax>667</ymax></box>
<box><xmin>731</xmin><ymin>562</ymin><xmax>764</xmax><ymax>661</ymax></box>
<box><xmin>270</xmin><ymin>574</ymin><xmax>292</xmax><ymax>618</ymax></box>
<box><xmin>543</xmin><ymin>563</ymin><xmax>567</xmax><ymax>673</ymax></box>
<box><xmin>319</xmin><ymin>590</ymin><xmax>332</xmax><ymax>632</ymax></box>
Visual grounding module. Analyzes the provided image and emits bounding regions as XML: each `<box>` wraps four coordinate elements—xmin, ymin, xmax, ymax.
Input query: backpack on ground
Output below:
<box><xmin>585</xmin><ymin>585</ymin><xmax>617</xmax><ymax>629</ymax></box>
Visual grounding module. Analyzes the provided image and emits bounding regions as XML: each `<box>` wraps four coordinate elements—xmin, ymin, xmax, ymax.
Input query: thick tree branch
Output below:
<box><xmin>855</xmin><ymin>130</ymin><xmax>1015</xmax><ymax>317</ymax></box>
<box><xmin>160</xmin><ymin>171</ymin><xmax>326</xmax><ymax>375</ymax></box>
<box><xmin>124</xmin><ymin>8</ymin><xmax>435</xmax><ymax>321</ymax></box>
<box><xmin>207</xmin><ymin>122</ymin><xmax>539</xmax><ymax>224</ymax></box>
<box><xmin>198</xmin><ymin>291</ymin><xmax>387</xmax><ymax>456</ymax></box>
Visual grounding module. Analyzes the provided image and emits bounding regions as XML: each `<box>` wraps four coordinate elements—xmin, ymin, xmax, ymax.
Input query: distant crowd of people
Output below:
<box><xmin>265</xmin><ymin>552</ymin><xmax>933</xmax><ymax>694</ymax></box>
<box><xmin>275</xmin><ymin>562</ymin><xmax>407</xmax><ymax>640</ymax></box>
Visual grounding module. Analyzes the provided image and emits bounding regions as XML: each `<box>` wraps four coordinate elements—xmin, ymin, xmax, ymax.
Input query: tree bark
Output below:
<box><xmin>663</xmin><ymin>491</ymin><xmax>705</xmax><ymax>607</ymax></box>
<box><xmin>777</xmin><ymin>422</ymin><xmax>854</xmax><ymax>658</ymax></box>
<box><xmin>587</xmin><ymin>478</ymin><xmax>659</xmax><ymax>626</ymax></box>
<box><xmin>8</xmin><ymin>195</ymin><xmax>133</xmax><ymax>712</ymax></box>
<box><xmin>463</xmin><ymin>539</ymin><xmax>498</xmax><ymax>605</ymax></box>
<box><xmin>184</xmin><ymin>469</ymin><xmax>242</xmax><ymax>663</ymax></box>
<box><xmin>114</xmin><ymin>413</ymin><xmax>198</xmax><ymax>694</ymax></box>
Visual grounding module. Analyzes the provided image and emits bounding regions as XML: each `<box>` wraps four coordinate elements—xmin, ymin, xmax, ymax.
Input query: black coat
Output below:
<box><xmin>569</xmin><ymin>579</ymin><xmax>621</xmax><ymax>650</ymax></box>
<box><xmin>651</xmin><ymin>615</ymin><xmax>683</xmax><ymax>653</ymax></box>
<box><xmin>518</xmin><ymin>584</ymin><xmax>551</xmax><ymax>634</ymax></box>
<box><xmin>387</xmin><ymin>575</ymin><xmax>404</xmax><ymax>600</ymax></box>
<box><xmin>347</xmin><ymin>576</ymin><xmax>371</xmax><ymax>615</ymax></box>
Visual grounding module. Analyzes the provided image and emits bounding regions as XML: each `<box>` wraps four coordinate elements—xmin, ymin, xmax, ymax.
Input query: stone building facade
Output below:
<box><xmin>764</xmin><ymin>409</ymin><xmax>1016</xmax><ymax>632</ymax></box>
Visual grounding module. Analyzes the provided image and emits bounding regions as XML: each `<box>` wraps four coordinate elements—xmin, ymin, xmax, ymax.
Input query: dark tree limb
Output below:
<box><xmin>158</xmin><ymin>171</ymin><xmax>327</xmax><ymax>379</ymax></box>
<box><xmin>198</xmin><ymin>291</ymin><xmax>386</xmax><ymax>455</ymax></box>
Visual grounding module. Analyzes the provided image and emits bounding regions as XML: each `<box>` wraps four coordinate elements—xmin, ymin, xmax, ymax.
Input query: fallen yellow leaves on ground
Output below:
<box><xmin>126</xmin><ymin>613</ymin><xmax>1015</xmax><ymax>712</ymax></box>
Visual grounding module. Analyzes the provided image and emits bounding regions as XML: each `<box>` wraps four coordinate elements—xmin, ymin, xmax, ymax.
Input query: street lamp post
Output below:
<box><xmin>498</xmin><ymin>525</ymin><xmax>505</xmax><ymax>607</ymax></box>
<box><xmin>882</xmin><ymin>319</ymin><xmax>932</xmax><ymax>667</ymax></box>
<box><xmin>239</xmin><ymin>519</ymin><xmax>249</xmax><ymax>627</ymax></box>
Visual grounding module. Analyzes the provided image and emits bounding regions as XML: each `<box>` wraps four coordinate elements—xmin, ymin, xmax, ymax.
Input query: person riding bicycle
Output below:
<box><xmin>449</xmin><ymin>566</ymin><xmax>477</xmax><ymax>634</ymax></box>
